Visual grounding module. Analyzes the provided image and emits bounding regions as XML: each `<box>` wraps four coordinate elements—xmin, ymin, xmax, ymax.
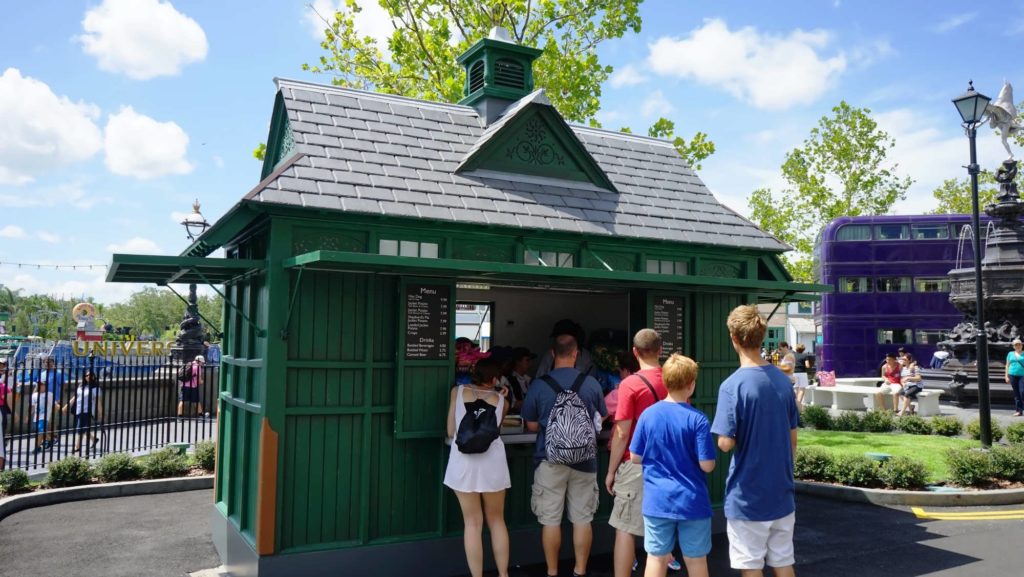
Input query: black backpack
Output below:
<box><xmin>455</xmin><ymin>397</ymin><xmax>500</xmax><ymax>454</ymax></box>
<box><xmin>176</xmin><ymin>363</ymin><xmax>194</xmax><ymax>384</ymax></box>
<box><xmin>542</xmin><ymin>373</ymin><xmax>596</xmax><ymax>465</ymax></box>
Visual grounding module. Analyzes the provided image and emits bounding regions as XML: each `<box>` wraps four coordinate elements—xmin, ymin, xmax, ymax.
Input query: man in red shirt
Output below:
<box><xmin>605</xmin><ymin>328</ymin><xmax>668</xmax><ymax>577</ymax></box>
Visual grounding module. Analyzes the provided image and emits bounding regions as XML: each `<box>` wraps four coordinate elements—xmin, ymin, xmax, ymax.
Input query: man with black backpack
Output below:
<box><xmin>522</xmin><ymin>334</ymin><xmax>607</xmax><ymax>577</ymax></box>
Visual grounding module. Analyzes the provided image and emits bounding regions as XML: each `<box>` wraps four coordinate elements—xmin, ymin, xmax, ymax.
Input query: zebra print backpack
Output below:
<box><xmin>541</xmin><ymin>373</ymin><xmax>596</xmax><ymax>466</ymax></box>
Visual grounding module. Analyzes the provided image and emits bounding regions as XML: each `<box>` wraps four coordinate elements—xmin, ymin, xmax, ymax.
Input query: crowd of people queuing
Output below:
<box><xmin>444</xmin><ymin>305</ymin><xmax>800</xmax><ymax>577</ymax></box>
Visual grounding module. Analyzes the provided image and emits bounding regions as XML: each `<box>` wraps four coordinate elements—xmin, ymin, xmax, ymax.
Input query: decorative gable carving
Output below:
<box><xmin>457</xmin><ymin>96</ymin><xmax>616</xmax><ymax>191</ymax></box>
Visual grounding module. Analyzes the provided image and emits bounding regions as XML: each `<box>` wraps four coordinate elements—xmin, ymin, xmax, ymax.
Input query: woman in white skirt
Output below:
<box><xmin>445</xmin><ymin>358</ymin><xmax>511</xmax><ymax>577</ymax></box>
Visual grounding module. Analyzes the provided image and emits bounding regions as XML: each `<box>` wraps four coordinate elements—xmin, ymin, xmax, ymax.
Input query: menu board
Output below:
<box><xmin>404</xmin><ymin>283</ymin><xmax>451</xmax><ymax>360</ymax></box>
<box><xmin>651</xmin><ymin>296</ymin><xmax>684</xmax><ymax>358</ymax></box>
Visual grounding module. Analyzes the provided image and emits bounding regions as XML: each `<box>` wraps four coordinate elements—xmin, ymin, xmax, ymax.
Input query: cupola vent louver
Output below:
<box><xmin>494</xmin><ymin>59</ymin><xmax>524</xmax><ymax>90</ymax></box>
<box><xmin>469</xmin><ymin>60</ymin><xmax>485</xmax><ymax>93</ymax></box>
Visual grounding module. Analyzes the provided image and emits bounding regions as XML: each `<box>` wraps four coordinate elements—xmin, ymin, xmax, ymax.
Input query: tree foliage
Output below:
<box><xmin>748</xmin><ymin>101</ymin><xmax>913</xmax><ymax>282</ymax></box>
<box><xmin>290</xmin><ymin>0</ymin><xmax>713</xmax><ymax>169</ymax></box>
<box><xmin>2</xmin><ymin>288</ymin><xmax>222</xmax><ymax>341</ymax></box>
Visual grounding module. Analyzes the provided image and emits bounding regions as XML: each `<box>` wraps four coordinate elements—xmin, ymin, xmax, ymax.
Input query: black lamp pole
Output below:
<box><xmin>954</xmin><ymin>81</ymin><xmax>993</xmax><ymax>447</ymax></box>
<box><xmin>966</xmin><ymin>128</ymin><xmax>993</xmax><ymax>448</ymax></box>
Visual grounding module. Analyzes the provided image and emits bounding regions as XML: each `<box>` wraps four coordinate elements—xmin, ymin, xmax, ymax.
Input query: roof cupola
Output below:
<box><xmin>457</xmin><ymin>27</ymin><xmax>543</xmax><ymax>124</ymax></box>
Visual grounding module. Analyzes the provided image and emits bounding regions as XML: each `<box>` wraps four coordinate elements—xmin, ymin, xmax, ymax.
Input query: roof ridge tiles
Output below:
<box><xmin>275</xmin><ymin>77</ymin><xmax>479</xmax><ymax>116</ymax></box>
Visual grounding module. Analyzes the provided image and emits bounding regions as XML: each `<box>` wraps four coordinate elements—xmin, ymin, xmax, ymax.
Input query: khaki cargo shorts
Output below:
<box><xmin>608</xmin><ymin>460</ymin><xmax>644</xmax><ymax>536</ymax></box>
<box><xmin>531</xmin><ymin>461</ymin><xmax>599</xmax><ymax>526</ymax></box>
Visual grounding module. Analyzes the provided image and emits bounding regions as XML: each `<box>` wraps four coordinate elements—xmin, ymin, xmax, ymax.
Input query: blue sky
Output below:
<box><xmin>1</xmin><ymin>0</ymin><xmax>1022</xmax><ymax>303</ymax></box>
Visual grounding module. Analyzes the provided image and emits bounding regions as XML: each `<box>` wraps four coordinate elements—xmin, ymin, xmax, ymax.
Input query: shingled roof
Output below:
<box><xmin>244</xmin><ymin>78</ymin><xmax>788</xmax><ymax>252</ymax></box>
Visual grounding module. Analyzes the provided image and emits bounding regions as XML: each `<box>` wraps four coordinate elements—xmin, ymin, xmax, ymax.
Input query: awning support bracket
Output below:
<box><xmin>281</xmin><ymin>266</ymin><xmax>306</xmax><ymax>341</ymax></box>
<box><xmin>586</xmin><ymin>247</ymin><xmax>614</xmax><ymax>272</ymax></box>
<box><xmin>163</xmin><ymin>283</ymin><xmax>224</xmax><ymax>340</ymax></box>
<box><xmin>765</xmin><ymin>291</ymin><xmax>795</xmax><ymax>322</ymax></box>
<box><xmin>191</xmin><ymin>268</ymin><xmax>267</xmax><ymax>338</ymax></box>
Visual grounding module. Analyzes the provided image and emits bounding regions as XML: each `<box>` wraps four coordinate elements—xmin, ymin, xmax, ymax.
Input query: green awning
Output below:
<box><xmin>283</xmin><ymin>250</ymin><xmax>828</xmax><ymax>300</ymax></box>
<box><xmin>106</xmin><ymin>254</ymin><xmax>265</xmax><ymax>285</ymax></box>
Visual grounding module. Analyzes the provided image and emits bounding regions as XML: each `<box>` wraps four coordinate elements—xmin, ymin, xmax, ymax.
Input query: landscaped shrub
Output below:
<box><xmin>801</xmin><ymin>405</ymin><xmax>831</xmax><ymax>430</ymax></box>
<box><xmin>832</xmin><ymin>411</ymin><xmax>863</xmax><ymax>432</ymax></box>
<box><xmin>896</xmin><ymin>414</ymin><xmax>933</xmax><ymax>436</ymax></box>
<box><xmin>193</xmin><ymin>440</ymin><xmax>216</xmax><ymax>472</ymax></box>
<box><xmin>95</xmin><ymin>453</ymin><xmax>142</xmax><ymax>483</ymax></box>
<box><xmin>945</xmin><ymin>447</ymin><xmax>993</xmax><ymax>487</ymax></box>
<box><xmin>142</xmin><ymin>447</ymin><xmax>190</xmax><ymax>479</ymax></box>
<box><xmin>46</xmin><ymin>456</ymin><xmax>93</xmax><ymax>488</ymax></box>
<box><xmin>826</xmin><ymin>455</ymin><xmax>880</xmax><ymax>488</ymax></box>
<box><xmin>991</xmin><ymin>445</ymin><xmax>1024</xmax><ymax>482</ymax></box>
<box><xmin>794</xmin><ymin>447</ymin><xmax>836</xmax><ymax>482</ymax></box>
<box><xmin>1005</xmin><ymin>422</ymin><xmax>1024</xmax><ymax>445</ymax></box>
<box><xmin>861</xmin><ymin>409</ymin><xmax>896</xmax><ymax>433</ymax></box>
<box><xmin>930</xmin><ymin>415</ymin><xmax>964</xmax><ymax>437</ymax></box>
<box><xmin>0</xmin><ymin>469</ymin><xmax>31</xmax><ymax>495</ymax></box>
<box><xmin>878</xmin><ymin>456</ymin><xmax>929</xmax><ymax>490</ymax></box>
<box><xmin>966</xmin><ymin>418</ymin><xmax>1004</xmax><ymax>443</ymax></box>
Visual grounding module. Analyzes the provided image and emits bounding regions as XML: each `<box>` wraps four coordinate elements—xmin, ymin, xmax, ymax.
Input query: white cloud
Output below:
<box><xmin>37</xmin><ymin>232</ymin><xmax>61</xmax><ymax>243</ymax></box>
<box><xmin>647</xmin><ymin>19</ymin><xmax>846</xmax><ymax>110</ymax></box>
<box><xmin>609</xmin><ymin>64</ymin><xmax>648</xmax><ymax>88</ymax></box>
<box><xmin>104</xmin><ymin>106</ymin><xmax>193</xmax><ymax>179</ymax></box>
<box><xmin>933</xmin><ymin>13</ymin><xmax>976</xmax><ymax>33</ymax></box>
<box><xmin>78</xmin><ymin>0</ymin><xmax>208</xmax><ymax>80</ymax></box>
<box><xmin>0</xmin><ymin>225</ymin><xmax>27</xmax><ymax>239</ymax></box>
<box><xmin>0</xmin><ymin>68</ymin><xmax>103</xmax><ymax>185</ymax></box>
<box><xmin>106</xmin><ymin>237</ymin><xmax>163</xmax><ymax>255</ymax></box>
<box><xmin>641</xmin><ymin>90</ymin><xmax>673</xmax><ymax>117</ymax></box>
<box><xmin>305</xmin><ymin>0</ymin><xmax>392</xmax><ymax>46</ymax></box>
<box><xmin>0</xmin><ymin>181</ymin><xmax>111</xmax><ymax>210</ymax></box>
<box><xmin>212</xmin><ymin>155</ymin><xmax>224</xmax><ymax>168</ymax></box>
<box><xmin>6</xmin><ymin>270</ymin><xmax>143</xmax><ymax>305</ymax></box>
<box><xmin>868</xmin><ymin>107</ymin><xmax>1008</xmax><ymax>214</ymax></box>
<box><xmin>849</xmin><ymin>39</ymin><xmax>895</xmax><ymax>68</ymax></box>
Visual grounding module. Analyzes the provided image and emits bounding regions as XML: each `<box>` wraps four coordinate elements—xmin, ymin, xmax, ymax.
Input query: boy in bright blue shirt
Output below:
<box><xmin>630</xmin><ymin>354</ymin><xmax>716</xmax><ymax>577</ymax></box>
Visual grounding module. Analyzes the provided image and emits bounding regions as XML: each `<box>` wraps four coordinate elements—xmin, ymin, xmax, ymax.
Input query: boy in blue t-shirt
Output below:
<box><xmin>630</xmin><ymin>353</ymin><xmax>716</xmax><ymax>577</ymax></box>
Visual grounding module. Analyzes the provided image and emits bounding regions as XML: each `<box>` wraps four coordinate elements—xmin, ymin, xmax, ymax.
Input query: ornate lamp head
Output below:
<box><xmin>181</xmin><ymin>199</ymin><xmax>210</xmax><ymax>241</ymax></box>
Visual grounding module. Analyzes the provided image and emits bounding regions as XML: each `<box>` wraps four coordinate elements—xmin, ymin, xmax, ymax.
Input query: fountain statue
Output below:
<box><xmin>927</xmin><ymin>158</ymin><xmax>1024</xmax><ymax>405</ymax></box>
<box><xmin>169</xmin><ymin>283</ymin><xmax>206</xmax><ymax>363</ymax></box>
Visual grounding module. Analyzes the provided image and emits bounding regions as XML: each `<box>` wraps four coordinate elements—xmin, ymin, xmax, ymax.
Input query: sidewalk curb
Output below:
<box><xmin>0</xmin><ymin>475</ymin><xmax>213</xmax><ymax>523</ymax></box>
<box><xmin>797</xmin><ymin>480</ymin><xmax>1024</xmax><ymax>507</ymax></box>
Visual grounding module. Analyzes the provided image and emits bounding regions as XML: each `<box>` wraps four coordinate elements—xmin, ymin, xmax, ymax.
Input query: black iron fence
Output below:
<box><xmin>0</xmin><ymin>354</ymin><xmax>218</xmax><ymax>471</ymax></box>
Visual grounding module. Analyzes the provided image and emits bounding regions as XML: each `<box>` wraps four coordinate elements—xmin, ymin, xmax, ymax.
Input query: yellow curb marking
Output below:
<box><xmin>912</xmin><ymin>507</ymin><xmax>1024</xmax><ymax>521</ymax></box>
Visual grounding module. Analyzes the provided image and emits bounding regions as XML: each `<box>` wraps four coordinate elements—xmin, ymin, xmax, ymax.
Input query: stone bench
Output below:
<box><xmin>805</xmin><ymin>385</ymin><xmax>941</xmax><ymax>417</ymax></box>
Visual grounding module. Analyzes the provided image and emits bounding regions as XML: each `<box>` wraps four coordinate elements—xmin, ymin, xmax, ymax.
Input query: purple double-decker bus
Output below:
<box><xmin>814</xmin><ymin>214</ymin><xmax>982</xmax><ymax>377</ymax></box>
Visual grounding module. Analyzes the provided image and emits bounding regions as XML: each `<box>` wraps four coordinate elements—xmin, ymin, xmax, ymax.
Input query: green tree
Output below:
<box><xmin>930</xmin><ymin>174</ymin><xmax>1003</xmax><ymax>215</ymax></box>
<box><xmin>749</xmin><ymin>101</ymin><xmax>914</xmax><ymax>282</ymax></box>
<box><xmin>257</xmin><ymin>1</ymin><xmax>714</xmax><ymax>169</ymax></box>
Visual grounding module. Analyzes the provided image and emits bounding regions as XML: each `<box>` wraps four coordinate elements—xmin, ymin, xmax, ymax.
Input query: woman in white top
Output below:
<box><xmin>898</xmin><ymin>354</ymin><xmax>923</xmax><ymax>416</ymax></box>
<box><xmin>444</xmin><ymin>358</ymin><xmax>511</xmax><ymax>577</ymax></box>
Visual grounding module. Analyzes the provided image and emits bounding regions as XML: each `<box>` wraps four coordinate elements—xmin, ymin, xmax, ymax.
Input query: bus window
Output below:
<box><xmin>874</xmin><ymin>224</ymin><xmax>909</xmax><ymax>240</ymax></box>
<box><xmin>952</xmin><ymin>223</ymin><xmax>987</xmax><ymax>239</ymax></box>
<box><xmin>877</xmin><ymin>329</ymin><xmax>912</xmax><ymax>344</ymax></box>
<box><xmin>914</xmin><ymin>278</ymin><xmax>950</xmax><ymax>292</ymax></box>
<box><xmin>875</xmin><ymin>277</ymin><xmax>911</xmax><ymax>292</ymax></box>
<box><xmin>916</xmin><ymin>330</ymin><xmax>945</xmax><ymax>344</ymax></box>
<box><xmin>838</xmin><ymin>277</ymin><xmax>872</xmax><ymax>293</ymax></box>
<box><xmin>912</xmin><ymin>224</ymin><xmax>950</xmax><ymax>240</ymax></box>
<box><xmin>836</xmin><ymin>224</ymin><xmax>872</xmax><ymax>241</ymax></box>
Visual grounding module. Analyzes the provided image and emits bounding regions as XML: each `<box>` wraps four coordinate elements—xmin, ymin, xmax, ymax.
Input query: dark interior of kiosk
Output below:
<box><xmin>454</xmin><ymin>281</ymin><xmax>631</xmax><ymax>428</ymax></box>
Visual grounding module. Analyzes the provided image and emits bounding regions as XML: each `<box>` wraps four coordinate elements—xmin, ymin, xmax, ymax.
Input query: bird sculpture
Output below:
<box><xmin>986</xmin><ymin>81</ymin><xmax>1022</xmax><ymax>159</ymax></box>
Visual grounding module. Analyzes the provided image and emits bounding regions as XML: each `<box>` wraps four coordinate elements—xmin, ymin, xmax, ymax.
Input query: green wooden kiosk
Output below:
<box><xmin>107</xmin><ymin>30</ymin><xmax>823</xmax><ymax>577</ymax></box>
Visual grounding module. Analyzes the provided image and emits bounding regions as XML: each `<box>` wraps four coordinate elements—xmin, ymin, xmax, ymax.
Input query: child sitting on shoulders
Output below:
<box><xmin>630</xmin><ymin>354</ymin><xmax>716</xmax><ymax>577</ymax></box>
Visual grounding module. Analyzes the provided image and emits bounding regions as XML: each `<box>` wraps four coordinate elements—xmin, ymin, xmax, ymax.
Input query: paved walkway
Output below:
<box><xmin>2</xmin><ymin>489</ymin><xmax>1023</xmax><ymax>576</ymax></box>
<box><xmin>0</xmin><ymin>490</ymin><xmax>218</xmax><ymax>577</ymax></box>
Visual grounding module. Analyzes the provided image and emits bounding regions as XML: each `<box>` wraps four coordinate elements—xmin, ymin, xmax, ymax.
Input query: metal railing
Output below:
<box><xmin>1</xmin><ymin>353</ymin><xmax>218</xmax><ymax>471</ymax></box>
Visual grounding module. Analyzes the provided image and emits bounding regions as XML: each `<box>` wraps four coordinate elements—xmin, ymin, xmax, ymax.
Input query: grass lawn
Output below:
<box><xmin>798</xmin><ymin>429</ymin><xmax>980</xmax><ymax>483</ymax></box>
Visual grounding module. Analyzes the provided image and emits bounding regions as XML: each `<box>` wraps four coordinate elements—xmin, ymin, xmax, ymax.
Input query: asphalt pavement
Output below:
<box><xmin>1</xmin><ymin>490</ymin><xmax>1023</xmax><ymax>577</ymax></box>
<box><xmin>0</xmin><ymin>490</ymin><xmax>218</xmax><ymax>577</ymax></box>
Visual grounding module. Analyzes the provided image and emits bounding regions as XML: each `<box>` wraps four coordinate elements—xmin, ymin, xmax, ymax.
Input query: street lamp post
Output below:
<box><xmin>172</xmin><ymin>200</ymin><xmax>211</xmax><ymax>364</ymax></box>
<box><xmin>952</xmin><ymin>81</ymin><xmax>994</xmax><ymax>447</ymax></box>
